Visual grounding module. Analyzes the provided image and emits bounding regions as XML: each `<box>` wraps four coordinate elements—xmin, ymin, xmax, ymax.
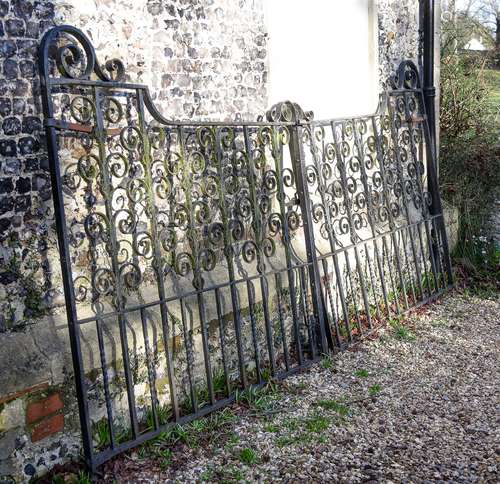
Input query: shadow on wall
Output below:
<box><xmin>0</xmin><ymin>3</ymin><xmax>84</xmax><ymax>483</ymax></box>
<box><xmin>0</xmin><ymin>0</ymin><xmax>271</xmax><ymax>333</ymax></box>
<box><xmin>0</xmin><ymin>0</ymin><xmax>57</xmax><ymax>332</ymax></box>
<box><xmin>0</xmin><ymin>1</ymin><xmax>272</xmax><ymax>480</ymax></box>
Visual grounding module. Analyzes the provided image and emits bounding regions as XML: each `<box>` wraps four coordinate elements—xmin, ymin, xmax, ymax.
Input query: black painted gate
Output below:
<box><xmin>39</xmin><ymin>26</ymin><xmax>452</xmax><ymax>471</ymax></box>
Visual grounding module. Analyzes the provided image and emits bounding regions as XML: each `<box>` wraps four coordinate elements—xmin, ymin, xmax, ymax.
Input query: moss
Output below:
<box><xmin>156</xmin><ymin>377</ymin><xmax>170</xmax><ymax>395</ymax></box>
<box><xmin>86</xmin><ymin>368</ymin><xmax>99</xmax><ymax>384</ymax></box>
<box><xmin>1</xmin><ymin>232</ymin><xmax>51</xmax><ymax>329</ymax></box>
<box><xmin>0</xmin><ymin>403</ymin><xmax>6</xmax><ymax>432</ymax></box>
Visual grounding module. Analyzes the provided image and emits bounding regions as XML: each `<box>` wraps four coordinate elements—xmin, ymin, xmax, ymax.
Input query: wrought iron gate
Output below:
<box><xmin>39</xmin><ymin>26</ymin><xmax>452</xmax><ymax>471</ymax></box>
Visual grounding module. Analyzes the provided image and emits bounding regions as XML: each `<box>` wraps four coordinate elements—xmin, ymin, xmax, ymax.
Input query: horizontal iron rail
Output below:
<box><xmin>315</xmin><ymin>214</ymin><xmax>445</xmax><ymax>262</ymax></box>
<box><xmin>76</xmin><ymin>261</ymin><xmax>315</xmax><ymax>325</ymax></box>
<box><xmin>92</xmin><ymin>358</ymin><xmax>320</xmax><ymax>467</ymax></box>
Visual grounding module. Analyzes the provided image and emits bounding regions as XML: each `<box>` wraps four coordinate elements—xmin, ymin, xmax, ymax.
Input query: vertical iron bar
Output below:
<box><xmin>136</xmin><ymin>89</ymin><xmax>180</xmax><ymax>421</ymax></box>
<box><xmin>274</xmin><ymin>272</ymin><xmax>291</xmax><ymax>370</ymax></box>
<box><xmin>93</xmin><ymin>87</ymin><xmax>139</xmax><ymax>439</ymax></box>
<box><xmin>298</xmin><ymin>266</ymin><xmax>317</xmax><ymax>359</ymax></box>
<box><xmin>303</xmin><ymin>123</ymin><xmax>352</xmax><ymax>345</ymax></box>
<box><xmin>214</xmin><ymin>288</ymin><xmax>231</xmax><ymax>396</ymax></box>
<box><xmin>421</xmin><ymin>0</ymin><xmax>437</xmax><ymax>172</ymax></box>
<box><xmin>259</xmin><ymin>276</ymin><xmax>276</xmax><ymax>375</ymax></box>
<box><xmin>370</xmin><ymin>114</ymin><xmax>409</xmax><ymax>310</ymax></box>
<box><xmin>343</xmin><ymin>250</ymin><xmax>362</xmax><ymax>333</ymax></box>
<box><xmin>288</xmin><ymin>123</ymin><xmax>330</xmax><ymax>354</ymax></box>
<box><xmin>402</xmin><ymin>93</ymin><xmax>440</xmax><ymax>295</ymax></box>
<box><xmin>417</xmin><ymin>92</ymin><xmax>454</xmax><ymax>286</ymax></box>
<box><xmin>213</xmin><ymin>127</ymin><xmax>248</xmax><ymax>388</ymax></box>
<box><xmin>386</xmin><ymin>96</ymin><xmax>425</xmax><ymax>301</ymax></box>
<box><xmin>351</xmin><ymin>118</ymin><xmax>391</xmax><ymax>317</ymax></box>
<box><xmin>364</xmin><ymin>243</ymin><xmax>382</xmax><ymax>320</ymax></box>
<box><xmin>331</xmin><ymin>121</ymin><xmax>373</xmax><ymax>329</ymax></box>
<box><xmin>399</xmin><ymin>228</ymin><xmax>418</xmax><ymax>302</ymax></box>
<box><xmin>95</xmin><ymin>319</ymin><xmax>116</xmax><ymax>449</ymax></box>
<box><xmin>420</xmin><ymin>0</ymin><xmax>453</xmax><ymax>286</ymax></box>
<box><xmin>245</xmin><ymin>280</ymin><xmax>263</xmax><ymax>382</ymax></box>
<box><xmin>271</xmin><ymin>130</ymin><xmax>304</xmax><ymax>364</ymax></box>
<box><xmin>180</xmin><ymin>297</ymin><xmax>198</xmax><ymax>413</ymax></box>
<box><xmin>321</xmin><ymin>258</ymin><xmax>342</xmax><ymax>348</ymax></box>
<box><xmin>381</xmin><ymin>235</ymin><xmax>401</xmax><ymax>314</ymax></box>
<box><xmin>242</xmin><ymin>126</ymin><xmax>276</xmax><ymax>373</ymax></box>
<box><xmin>140</xmin><ymin>309</ymin><xmax>159</xmax><ymax>430</ymax></box>
<box><xmin>177</xmin><ymin>126</ymin><xmax>216</xmax><ymax>403</ymax></box>
<box><xmin>39</xmin><ymin>28</ymin><xmax>95</xmax><ymax>468</ymax></box>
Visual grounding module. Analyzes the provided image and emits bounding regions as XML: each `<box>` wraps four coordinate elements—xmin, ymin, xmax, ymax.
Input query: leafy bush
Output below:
<box><xmin>439</xmin><ymin>54</ymin><xmax>500</xmax><ymax>287</ymax></box>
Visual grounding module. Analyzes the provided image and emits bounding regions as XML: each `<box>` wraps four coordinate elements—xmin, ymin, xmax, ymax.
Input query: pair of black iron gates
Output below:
<box><xmin>39</xmin><ymin>26</ymin><xmax>453</xmax><ymax>471</ymax></box>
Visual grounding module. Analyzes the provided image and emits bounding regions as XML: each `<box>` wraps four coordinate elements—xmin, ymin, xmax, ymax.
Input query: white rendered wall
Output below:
<box><xmin>264</xmin><ymin>0</ymin><xmax>379</xmax><ymax>119</ymax></box>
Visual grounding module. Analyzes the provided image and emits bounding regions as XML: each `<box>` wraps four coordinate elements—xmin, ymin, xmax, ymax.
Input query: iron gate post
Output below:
<box><xmin>291</xmin><ymin>123</ymin><xmax>331</xmax><ymax>354</ymax></box>
<box><xmin>268</xmin><ymin>102</ymin><xmax>332</xmax><ymax>354</ymax></box>
<box><xmin>38</xmin><ymin>27</ymin><xmax>96</xmax><ymax>472</ymax></box>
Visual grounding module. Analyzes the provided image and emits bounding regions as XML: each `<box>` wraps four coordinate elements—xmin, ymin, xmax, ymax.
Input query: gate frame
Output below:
<box><xmin>38</xmin><ymin>16</ymin><xmax>452</xmax><ymax>474</ymax></box>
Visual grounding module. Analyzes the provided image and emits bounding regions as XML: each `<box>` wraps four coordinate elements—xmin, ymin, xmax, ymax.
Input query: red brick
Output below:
<box><xmin>0</xmin><ymin>382</ymin><xmax>49</xmax><ymax>405</ymax></box>
<box><xmin>26</xmin><ymin>393</ymin><xmax>64</xmax><ymax>424</ymax></box>
<box><xmin>31</xmin><ymin>414</ymin><xmax>64</xmax><ymax>443</ymax></box>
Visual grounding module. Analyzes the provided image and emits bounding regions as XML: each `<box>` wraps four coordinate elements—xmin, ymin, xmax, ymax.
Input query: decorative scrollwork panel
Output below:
<box><xmin>40</xmin><ymin>26</ymin><xmax>452</xmax><ymax>472</ymax></box>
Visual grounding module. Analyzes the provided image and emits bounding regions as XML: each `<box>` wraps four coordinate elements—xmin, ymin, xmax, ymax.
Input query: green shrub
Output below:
<box><xmin>439</xmin><ymin>54</ymin><xmax>500</xmax><ymax>286</ymax></box>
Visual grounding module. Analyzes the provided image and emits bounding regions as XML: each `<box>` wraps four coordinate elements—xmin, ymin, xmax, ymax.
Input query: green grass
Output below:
<box><xmin>282</xmin><ymin>416</ymin><xmax>300</xmax><ymax>432</ymax></box>
<box><xmin>320</xmin><ymin>353</ymin><xmax>335</xmax><ymax>370</ymax></box>
<box><xmin>223</xmin><ymin>432</ymin><xmax>241</xmax><ymax>451</ymax></box>
<box><xmin>92</xmin><ymin>418</ymin><xmax>132</xmax><ymax>450</ymax></box>
<box><xmin>276</xmin><ymin>435</ymin><xmax>297</xmax><ymax>447</ymax></box>
<box><xmin>305</xmin><ymin>415</ymin><xmax>330</xmax><ymax>433</ymax></box>
<box><xmin>263</xmin><ymin>422</ymin><xmax>279</xmax><ymax>433</ymax></box>
<box><xmin>202</xmin><ymin>464</ymin><xmax>245</xmax><ymax>482</ymax></box>
<box><xmin>157</xmin><ymin>449</ymin><xmax>173</xmax><ymax>470</ymax></box>
<box><xmin>368</xmin><ymin>384</ymin><xmax>382</xmax><ymax>396</ymax></box>
<box><xmin>484</xmin><ymin>69</ymin><xmax>500</xmax><ymax>110</ymax></box>
<box><xmin>239</xmin><ymin>447</ymin><xmax>258</xmax><ymax>465</ymax></box>
<box><xmin>355</xmin><ymin>369</ymin><xmax>369</xmax><ymax>378</ymax></box>
<box><xmin>199</xmin><ymin>468</ymin><xmax>215</xmax><ymax>481</ymax></box>
<box><xmin>138</xmin><ymin>406</ymin><xmax>237</xmax><ymax>461</ymax></box>
<box><xmin>393</xmin><ymin>324</ymin><xmax>416</xmax><ymax>341</ymax></box>
<box><xmin>272</xmin><ymin>411</ymin><xmax>333</xmax><ymax>448</ymax></box>
<box><xmin>234</xmin><ymin>382</ymin><xmax>281</xmax><ymax>413</ymax></box>
<box><xmin>315</xmin><ymin>399</ymin><xmax>351</xmax><ymax>417</ymax></box>
<box><xmin>389</xmin><ymin>318</ymin><xmax>416</xmax><ymax>341</ymax></box>
<box><xmin>145</xmin><ymin>404</ymin><xmax>172</xmax><ymax>429</ymax></box>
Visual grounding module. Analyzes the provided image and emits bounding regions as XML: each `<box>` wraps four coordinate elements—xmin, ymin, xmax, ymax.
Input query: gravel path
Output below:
<box><xmin>102</xmin><ymin>291</ymin><xmax>499</xmax><ymax>483</ymax></box>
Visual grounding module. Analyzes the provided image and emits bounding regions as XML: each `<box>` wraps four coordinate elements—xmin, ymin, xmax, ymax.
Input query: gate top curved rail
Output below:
<box><xmin>39</xmin><ymin>25</ymin><xmax>452</xmax><ymax>472</ymax></box>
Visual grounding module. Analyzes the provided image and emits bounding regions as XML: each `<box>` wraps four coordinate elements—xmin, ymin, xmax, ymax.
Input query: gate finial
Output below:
<box><xmin>390</xmin><ymin>60</ymin><xmax>421</xmax><ymax>90</ymax></box>
<box><xmin>265</xmin><ymin>100</ymin><xmax>314</xmax><ymax>123</ymax></box>
<box><xmin>39</xmin><ymin>25</ymin><xmax>125</xmax><ymax>83</ymax></box>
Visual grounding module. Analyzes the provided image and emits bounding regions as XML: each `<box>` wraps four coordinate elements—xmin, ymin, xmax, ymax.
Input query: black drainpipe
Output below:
<box><xmin>420</xmin><ymin>0</ymin><xmax>450</xmax><ymax>278</ymax></box>
<box><xmin>420</xmin><ymin>0</ymin><xmax>438</xmax><ymax>174</ymax></box>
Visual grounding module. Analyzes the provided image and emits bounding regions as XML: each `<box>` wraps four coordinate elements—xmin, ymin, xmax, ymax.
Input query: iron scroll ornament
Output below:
<box><xmin>39</xmin><ymin>25</ymin><xmax>125</xmax><ymax>83</ymax></box>
<box><xmin>39</xmin><ymin>25</ymin><xmax>452</xmax><ymax>474</ymax></box>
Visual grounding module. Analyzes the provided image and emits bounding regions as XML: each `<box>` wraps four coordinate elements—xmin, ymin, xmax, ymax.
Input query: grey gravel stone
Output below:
<box><xmin>102</xmin><ymin>292</ymin><xmax>500</xmax><ymax>483</ymax></box>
